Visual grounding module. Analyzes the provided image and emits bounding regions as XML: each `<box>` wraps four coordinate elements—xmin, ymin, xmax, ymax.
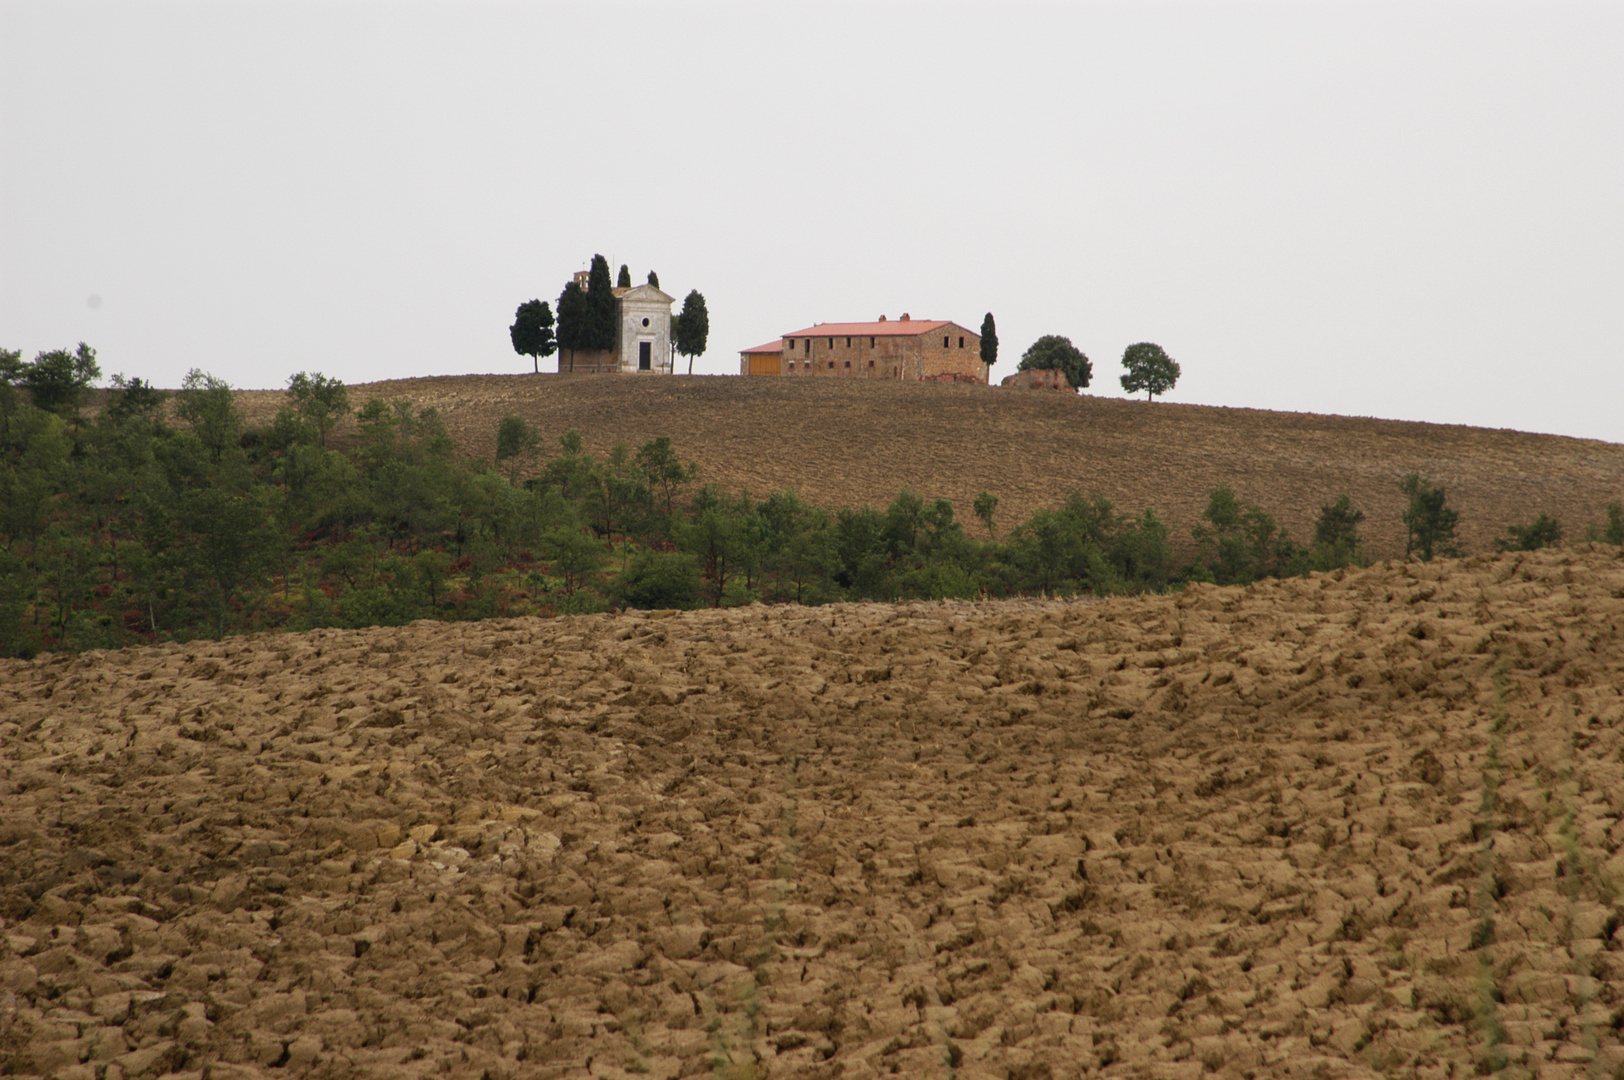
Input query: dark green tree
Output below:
<box><xmin>0</xmin><ymin>348</ymin><xmax>25</xmax><ymax>441</ymax></box>
<box><xmin>636</xmin><ymin>435</ymin><xmax>696</xmax><ymax>516</ymax></box>
<box><xmin>1119</xmin><ymin>342</ymin><xmax>1181</xmax><ymax>400</ymax></box>
<box><xmin>1191</xmin><ymin>487</ymin><xmax>1294</xmax><ymax>584</ymax></box>
<box><xmin>1309</xmin><ymin>494</ymin><xmax>1366</xmax><ymax>570</ymax></box>
<box><xmin>1496</xmin><ymin>513</ymin><xmax>1563</xmax><ymax>552</ymax></box>
<box><xmin>617</xmin><ymin>264</ymin><xmax>632</xmax><ymax>288</ymax></box>
<box><xmin>674</xmin><ymin>290</ymin><xmax>710</xmax><ymax>374</ymax></box>
<box><xmin>586</xmin><ymin>255</ymin><xmax>618</xmax><ymax>352</ymax></box>
<box><xmin>20</xmin><ymin>343</ymin><xmax>100</xmax><ymax>415</ymax></box>
<box><xmin>495</xmin><ymin>415</ymin><xmax>541</xmax><ymax>483</ymax></box>
<box><xmin>1589</xmin><ymin>502</ymin><xmax>1624</xmax><ymax>546</ymax></box>
<box><xmin>175</xmin><ymin>369</ymin><xmax>242</xmax><ymax>462</ymax></box>
<box><xmin>979</xmin><ymin>313</ymin><xmax>998</xmax><ymax>369</ymax></box>
<box><xmin>973</xmin><ymin>490</ymin><xmax>999</xmax><ymax>538</ymax></box>
<box><xmin>555</xmin><ymin>280</ymin><xmax>589</xmax><ymax>371</ymax></box>
<box><xmin>286</xmin><ymin>372</ymin><xmax>350</xmax><ymax>448</ymax></box>
<box><xmin>1400</xmin><ymin>473</ymin><xmax>1462</xmax><ymax>561</ymax></box>
<box><xmin>1017</xmin><ymin>335</ymin><xmax>1091</xmax><ymax>389</ymax></box>
<box><xmin>646</xmin><ymin>270</ymin><xmax>659</xmax><ymax>288</ymax></box>
<box><xmin>509</xmin><ymin>299</ymin><xmax>556</xmax><ymax>374</ymax></box>
<box><xmin>105</xmin><ymin>374</ymin><xmax>169</xmax><ymax>429</ymax></box>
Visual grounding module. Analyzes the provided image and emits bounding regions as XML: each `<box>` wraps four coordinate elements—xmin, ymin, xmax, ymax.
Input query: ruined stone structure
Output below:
<box><xmin>741</xmin><ymin>314</ymin><xmax>985</xmax><ymax>382</ymax></box>
<box><xmin>560</xmin><ymin>271</ymin><xmax>676</xmax><ymax>374</ymax></box>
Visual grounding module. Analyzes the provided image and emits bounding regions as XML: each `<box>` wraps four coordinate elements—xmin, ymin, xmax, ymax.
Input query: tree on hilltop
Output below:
<box><xmin>286</xmin><ymin>371</ymin><xmax>350</xmax><ymax>448</ymax></box>
<box><xmin>675</xmin><ymin>290</ymin><xmax>710</xmax><ymax>374</ymax></box>
<box><xmin>1119</xmin><ymin>342</ymin><xmax>1180</xmax><ymax>400</ymax></box>
<box><xmin>555</xmin><ymin>280</ymin><xmax>588</xmax><ymax>371</ymax></box>
<box><xmin>509</xmin><ymin>299</ymin><xmax>556</xmax><ymax>374</ymax></box>
<box><xmin>18</xmin><ymin>343</ymin><xmax>100</xmax><ymax>415</ymax></box>
<box><xmin>585</xmin><ymin>255</ymin><xmax>617</xmax><ymax>352</ymax></box>
<box><xmin>1017</xmin><ymin>335</ymin><xmax>1090</xmax><ymax>389</ymax></box>
<box><xmin>979</xmin><ymin>313</ymin><xmax>998</xmax><ymax>369</ymax></box>
<box><xmin>617</xmin><ymin>264</ymin><xmax>632</xmax><ymax>289</ymax></box>
<box><xmin>647</xmin><ymin>270</ymin><xmax>659</xmax><ymax>288</ymax></box>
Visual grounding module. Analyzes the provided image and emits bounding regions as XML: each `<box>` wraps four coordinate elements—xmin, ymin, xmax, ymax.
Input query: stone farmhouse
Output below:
<box><xmin>738</xmin><ymin>314</ymin><xmax>985</xmax><ymax>383</ymax></box>
<box><xmin>560</xmin><ymin>270</ymin><xmax>676</xmax><ymax>374</ymax></box>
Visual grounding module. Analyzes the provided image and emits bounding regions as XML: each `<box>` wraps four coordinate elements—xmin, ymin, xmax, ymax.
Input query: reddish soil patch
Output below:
<box><xmin>4</xmin><ymin>547</ymin><xmax>1624</xmax><ymax>1078</ymax></box>
<box><xmin>233</xmin><ymin>375</ymin><xmax>1624</xmax><ymax>561</ymax></box>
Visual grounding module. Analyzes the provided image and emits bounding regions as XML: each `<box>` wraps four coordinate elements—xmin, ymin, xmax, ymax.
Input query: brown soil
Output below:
<box><xmin>5</xmin><ymin>547</ymin><xmax>1624</xmax><ymax>1078</ymax></box>
<box><xmin>233</xmin><ymin>374</ymin><xmax>1624</xmax><ymax>560</ymax></box>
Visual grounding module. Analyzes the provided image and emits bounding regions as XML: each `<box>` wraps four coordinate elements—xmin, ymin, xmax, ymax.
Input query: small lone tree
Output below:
<box><xmin>979</xmin><ymin>313</ymin><xmax>998</xmax><ymax>370</ymax></box>
<box><xmin>617</xmin><ymin>264</ymin><xmax>632</xmax><ymax>289</ymax></box>
<box><xmin>509</xmin><ymin>299</ymin><xmax>556</xmax><ymax>374</ymax></box>
<box><xmin>1119</xmin><ymin>342</ymin><xmax>1181</xmax><ymax>400</ymax></box>
<box><xmin>646</xmin><ymin>270</ymin><xmax>659</xmax><ymax>288</ymax></box>
<box><xmin>1017</xmin><ymin>335</ymin><xmax>1091</xmax><ymax>389</ymax></box>
<box><xmin>675</xmin><ymin>290</ymin><xmax>710</xmax><ymax>374</ymax></box>
<box><xmin>1400</xmin><ymin>473</ymin><xmax>1462</xmax><ymax>561</ymax></box>
<box><xmin>1310</xmin><ymin>494</ymin><xmax>1365</xmax><ymax>570</ymax></box>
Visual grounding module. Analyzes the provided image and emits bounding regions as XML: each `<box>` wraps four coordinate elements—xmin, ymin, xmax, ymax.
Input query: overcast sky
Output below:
<box><xmin>3</xmin><ymin>2</ymin><xmax>1621</xmax><ymax>442</ymax></box>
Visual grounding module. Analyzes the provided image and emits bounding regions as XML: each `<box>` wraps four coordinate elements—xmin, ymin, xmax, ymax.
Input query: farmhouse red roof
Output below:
<box><xmin>782</xmin><ymin>320</ymin><xmax>954</xmax><ymax>338</ymax></box>
<box><xmin>740</xmin><ymin>340</ymin><xmax>784</xmax><ymax>354</ymax></box>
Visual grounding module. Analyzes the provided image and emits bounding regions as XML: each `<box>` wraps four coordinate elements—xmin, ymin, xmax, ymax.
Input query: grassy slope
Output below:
<box><xmin>235</xmin><ymin>374</ymin><xmax>1624</xmax><ymax>561</ymax></box>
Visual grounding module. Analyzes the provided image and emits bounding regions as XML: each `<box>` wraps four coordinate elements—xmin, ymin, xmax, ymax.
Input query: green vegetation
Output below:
<box><xmin>979</xmin><ymin>313</ymin><xmax>998</xmax><ymax>369</ymax></box>
<box><xmin>508</xmin><ymin>299</ymin><xmax>556</xmax><ymax>374</ymax></box>
<box><xmin>1017</xmin><ymin>334</ymin><xmax>1091</xmax><ymax>389</ymax></box>
<box><xmin>674</xmin><ymin>290</ymin><xmax>710</xmax><ymax>374</ymax></box>
<box><xmin>0</xmin><ymin>348</ymin><xmax>1605</xmax><ymax>657</ymax></box>
<box><xmin>1119</xmin><ymin>342</ymin><xmax>1181</xmax><ymax>400</ymax></box>
<box><xmin>1400</xmin><ymin>472</ymin><xmax>1462</xmax><ymax>561</ymax></box>
<box><xmin>1495</xmin><ymin>512</ymin><xmax>1563</xmax><ymax>552</ymax></box>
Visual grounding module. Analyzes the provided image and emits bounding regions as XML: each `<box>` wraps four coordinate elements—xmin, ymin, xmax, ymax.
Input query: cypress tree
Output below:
<box><xmin>617</xmin><ymin>264</ymin><xmax>632</xmax><ymax>289</ymax></box>
<box><xmin>647</xmin><ymin>270</ymin><xmax>659</xmax><ymax>288</ymax></box>
<box><xmin>979</xmin><ymin>313</ymin><xmax>998</xmax><ymax>369</ymax></box>
<box><xmin>586</xmin><ymin>255</ymin><xmax>617</xmax><ymax>352</ymax></box>
<box><xmin>555</xmin><ymin>280</ymin><xmax>588</xmax><ymax>371</ymax></box>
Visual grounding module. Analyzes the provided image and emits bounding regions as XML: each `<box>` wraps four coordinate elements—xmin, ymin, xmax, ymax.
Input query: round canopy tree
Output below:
<box><xmin>1119</xmin><ymin>342</ymin><xmax>1181</xmax><ymax>400</ymax></box>
<box><xmin>1017</xmin><ymin>335</ymin><xmax>1091</xmax><ymax>389</ymax></box>
<box><xmin>509</xmin><ymin>299</ymin><xmax>556</xmax><ymax>374</ymax></box>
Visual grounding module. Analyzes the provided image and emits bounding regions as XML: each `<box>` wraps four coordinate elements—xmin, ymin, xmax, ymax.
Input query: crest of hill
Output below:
<box><xmin>232</xmin><ymin>374</ymin><xmax>1624</xmax><ymax>561</ymax></box>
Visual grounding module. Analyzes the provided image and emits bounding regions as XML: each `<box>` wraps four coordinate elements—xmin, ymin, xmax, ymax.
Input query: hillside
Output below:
<box><xmin>236</xmin><ymin>375</ymin><xmax>1624</xmax><ymax>561</ymax></box>
<box><xmin>3</xmin><ymin>547</ymin><xmax>1623</xmax><ymax>1078</ymax></box>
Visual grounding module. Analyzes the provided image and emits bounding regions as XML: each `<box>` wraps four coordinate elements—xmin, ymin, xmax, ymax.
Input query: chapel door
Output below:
<box><xmin>639</xmin><ymin>341</ymin><xmax>652</xmax><ymax>371</ymax></box>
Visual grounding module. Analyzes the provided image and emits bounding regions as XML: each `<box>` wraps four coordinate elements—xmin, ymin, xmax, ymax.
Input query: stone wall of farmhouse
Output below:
<box><xmin>779</xmin><ymin>325</ymin><xmax>985</xmax><ymax>383</ymax></box>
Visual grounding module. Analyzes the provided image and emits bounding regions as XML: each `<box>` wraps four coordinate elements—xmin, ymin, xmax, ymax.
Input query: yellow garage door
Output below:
<box><xmin>749</xmin><ymin>355</ymin><xmax>782</xmax><ymax>376</ymax></box>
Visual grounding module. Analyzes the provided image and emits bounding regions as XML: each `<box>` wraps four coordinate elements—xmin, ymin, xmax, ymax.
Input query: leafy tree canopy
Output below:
<box><xmin>979</xmin><ymin>313</ymin><xmax>998</xmax><ymax>368</ymax></box>
<box><xmin>19</xmin><ymin>343</ymin><xmax>100</xmax><ymax>415</ymax></box>
<box><xmin>1119</xmin><ymin>342</ymin><xmax>1181</xmax><ymax>400</ymax></box>
<box><xmin>675</xmin><ymin>291</ymin><xmax>710</xmax><ymax>374</ymax></box>
<box><xmin>1017</xmin><ymin>335</ymin><xmax>1090</xmax><ymax>389</ymax></box>
<box><xmin>1400</xmin><ymin>473</ymin><xmax>1462</xmax><ymax>561</ymax></box>
<box><xmin>509</xmin><ymin>299</ymin><xmax>557</xmax><ymax>373</ymax></box>
<box><xmin>1496</xmin><ymin>512</ymin><xmax>1563</xmax><ymax>552</ymax></box>
<box><xmin>286</xmin><ymin>372</ymin><xmax>350</xmax><ymax>448</ymax></box>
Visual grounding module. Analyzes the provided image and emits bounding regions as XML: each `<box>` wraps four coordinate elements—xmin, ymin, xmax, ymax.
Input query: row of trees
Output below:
<box><xmin>1</xmin><ymin>344</ymin><xmax>1617</xmax><ymax>658</ymax></box>
<box><xmin>1006</xmin><ymin>335</ymin><xmax>1182</xmax><ymax>399</ymax></box>
<box><xmin>509</xmin><ymin>255</ymin><xmax>709</xmax><ymax>374</ymax></box>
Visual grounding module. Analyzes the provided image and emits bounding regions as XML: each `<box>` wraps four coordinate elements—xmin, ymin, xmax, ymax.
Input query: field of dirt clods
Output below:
<box><xmin>4</xmin><ymin>547</ymin><xmax>1624</xmax><ymax>1079</ymax></box>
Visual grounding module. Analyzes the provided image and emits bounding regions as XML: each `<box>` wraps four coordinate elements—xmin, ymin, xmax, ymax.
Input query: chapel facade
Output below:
<box><xmin>559</xmin><ymin>271</ymin><xmax>676</xmax><ymax>374</ymax></box>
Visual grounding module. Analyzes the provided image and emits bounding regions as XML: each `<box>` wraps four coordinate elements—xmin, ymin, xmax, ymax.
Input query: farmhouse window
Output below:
<box><xmin>867</xmin><ymin>360</ymin><xmax>874</xmax><ymax>368</ymax></box>
<box><xmin>943</xmin><ymin>336</ymin><xmax>950</xmax><ymax>348</ymax></box>
<box><xmin>845</xmin><ymin>337</ymin><xmax>851</xmax><ymax>347</ymax></box>
<box><xmin>870</xmin><ymin>337</ymin><xmax>875</xmax><ymax>347</ymax></box>
<box><xmin>828</xmin><ymin>338</ymin><xmax>833</xmax><ymax>348</ymax></box>
<box><xmin>829</xmin><ymin>361</ymin><xmax>835</xmax><ymax>369</ymax></box>
<box><xmin>958</xmin><ymin>336</ymin><xmax>964</xmax><ymax>348</ymax></box>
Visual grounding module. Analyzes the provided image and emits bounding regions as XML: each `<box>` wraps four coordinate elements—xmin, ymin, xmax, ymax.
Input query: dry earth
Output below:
<box><xmin>5</xmin><ymin>547</ymin><xmax>1624</xmax><ymax>1078</ymax></box>
<box><xmin>231</xmin><ymin>375</ymin><xmax>1624</xmax><ymax>561</ymax></box>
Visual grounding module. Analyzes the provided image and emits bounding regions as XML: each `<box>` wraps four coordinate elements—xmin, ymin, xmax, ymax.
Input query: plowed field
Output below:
<box><xmin>232</xmin><ymin>375</ymin><xmax>1624</xmax><ymax>561</ymax></box>
<box><xmin>5</xmin><ymin>547</ymin><xmax>1624</xmax><ymax>1078</ymax></box>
